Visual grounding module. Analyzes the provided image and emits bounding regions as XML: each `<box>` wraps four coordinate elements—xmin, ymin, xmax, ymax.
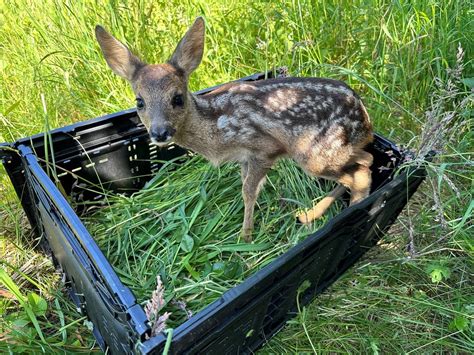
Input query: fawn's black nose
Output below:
<box><xmin>150</xmin><ymin>126</ymin><xmax>176</xmax><ymax>143</ymax></box>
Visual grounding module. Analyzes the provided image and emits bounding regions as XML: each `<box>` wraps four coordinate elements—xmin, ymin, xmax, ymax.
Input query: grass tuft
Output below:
<box><xmin>83</xmin><ymin>156</ymin><xmax>340</xmax><ymax>327</ymax></box>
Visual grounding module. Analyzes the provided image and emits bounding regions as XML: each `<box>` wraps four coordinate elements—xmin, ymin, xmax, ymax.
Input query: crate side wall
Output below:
<box><xmin>16</xmin><ymin>145</ymin><xmax>150</xmax><ymax>354</ymax></box>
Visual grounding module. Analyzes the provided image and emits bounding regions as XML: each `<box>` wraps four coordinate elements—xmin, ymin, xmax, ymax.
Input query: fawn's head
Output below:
<box><xmin>95</xmin><ymin>18</ymin><xmax>205</xmax><ymax>146</ymax></box>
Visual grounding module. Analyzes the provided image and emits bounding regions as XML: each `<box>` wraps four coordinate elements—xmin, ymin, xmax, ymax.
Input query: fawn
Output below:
<box><xmin>95</xmin><ymin>17</ymin><xmax>374</xmax><ymax>242</ymax></box>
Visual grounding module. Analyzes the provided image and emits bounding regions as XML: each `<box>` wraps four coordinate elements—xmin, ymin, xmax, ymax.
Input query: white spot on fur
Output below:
<box><xmin>213</xmin><ymin>93</ymin><xmax>230</xmax><ymax>109</ymax></box>
<box><xmin>350</xmin><ymin>119</ymin><xmax>360</xmax><ymax>128</ymax></box>
<box><xmin>263</xmin><ymin>88</ymin><xmax>299</xmax><ymax>113</ymax></box>
<box><xmin>324</xmin><ymin>84</ymin><xmax>353</xmax><ymax>96</ymax></box>
<box><xmin>217</xmin><ymin>115</ymin><xmax>230</xmax><ymax>129</ymax></box>
<box><xmin>338</xmin><ymin>115</ymin><xmax>349</xmax><ymax>123</ymax></box>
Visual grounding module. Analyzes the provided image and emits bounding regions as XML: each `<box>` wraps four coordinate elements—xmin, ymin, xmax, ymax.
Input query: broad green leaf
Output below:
<box><xmin>425</xmin><ymin>263</ymin><xmax>451</xmax><ymax>283</ymax></box>
<box><xmin>449</xmin><ymin>315</ymin><xmax>469</xmax><ymax>331</ymax></box>
<box><xmin>27</xmin><ymin>292</ymin><xmax>48</xmax><ymax>317</ymax></box>
<box><xmin>211</xmin><ymin>262</ymin><xmax>226</xmax><ymax>275</ymax></box>
<box><xmin>180</xmin><ymin>234</ymin><xmax>195</xmax><ymax>253</ymax></box>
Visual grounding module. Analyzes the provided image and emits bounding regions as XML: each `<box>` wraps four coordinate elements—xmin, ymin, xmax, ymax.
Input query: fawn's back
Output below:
<box><xmin>191</xmin><ymin>76</ymin><xmax>373</xmax><ymax>176</ymax></box>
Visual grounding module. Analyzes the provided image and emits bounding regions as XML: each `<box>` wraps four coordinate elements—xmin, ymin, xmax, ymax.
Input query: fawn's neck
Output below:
<box><xmin>173</xmin><ymin>93</ymin><xmax>223</xmax><ymax>161</ymax></box>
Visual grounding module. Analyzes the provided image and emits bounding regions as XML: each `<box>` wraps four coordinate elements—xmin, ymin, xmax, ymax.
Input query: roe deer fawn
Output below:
<box><xmin>95</xmin><ymin>17</ymin><xmax>374</xmax><ymax>242</ymax></box>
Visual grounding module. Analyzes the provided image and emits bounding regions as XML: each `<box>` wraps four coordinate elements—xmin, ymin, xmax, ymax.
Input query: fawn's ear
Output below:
<box><xmin>95</xmin><ymin>25</ymin><xmax>145</xmax><ymax>81</ymax></box>
<box><xmin>168</xmin><ymin>17</ymin><xmax>205</xmax><ymax>76</ymax></box>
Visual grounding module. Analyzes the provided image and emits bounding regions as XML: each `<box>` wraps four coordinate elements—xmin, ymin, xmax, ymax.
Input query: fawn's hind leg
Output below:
<box><xmin>297</xmin><ymin>150</ymin><xmax>373</xmax><ymax>224</ymax></box>
<box><xmin>342</xmin><ymin>149</ymin><xmax>373</xmax><ymax>205</ymax></box>
<box><xmin>338</xmin><ymin>163</ymin><xmax>372</xmax><ymax>205</ymax></box>
<box><xmin>297</xmin><ymin>185</ymin><xmax>346</xmax><ymax>224</ymax></box>
<box><xmin>241</xmin><ymin>158</ymin><xmax>271</xmax><ymax>242</ymax></box>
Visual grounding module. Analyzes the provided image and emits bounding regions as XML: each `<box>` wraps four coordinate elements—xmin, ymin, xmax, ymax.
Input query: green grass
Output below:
<box><xmin>83</xmin><ymin>155</ymin><xmax>341</xmax><ymax>327</ymax></box>
<box><xmin>1</xmin><ymin>0</ymin><xmax>473</xmax><ymax>353</ymax></box>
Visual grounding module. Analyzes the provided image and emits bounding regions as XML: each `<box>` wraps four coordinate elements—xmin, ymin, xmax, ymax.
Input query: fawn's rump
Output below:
<box><xmin>288</xmin><ymin>103</ymin><xmax>373</xmax><ymax>181</ymax></box>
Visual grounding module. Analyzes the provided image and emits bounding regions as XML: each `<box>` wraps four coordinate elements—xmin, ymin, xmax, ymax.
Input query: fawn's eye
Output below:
<box><xmin>136</xmin><ymin>97</ymin><xmax>145</xmax><ymax>110</ymax></box>
<box><xmin>171</xmin><ymin>94</ymin><xmax>184</xmax><ymax>108</ymax></box>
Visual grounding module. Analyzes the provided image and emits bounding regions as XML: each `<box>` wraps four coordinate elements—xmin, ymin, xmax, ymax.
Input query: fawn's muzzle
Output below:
<box><xmin>150</xmin><ymin>126</ymin><xmax>176</xmax><ymax>144</ymax></box>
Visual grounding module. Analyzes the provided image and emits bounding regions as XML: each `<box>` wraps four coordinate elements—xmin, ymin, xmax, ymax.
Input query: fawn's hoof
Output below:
<box><xmin>296</xmin><ymin>209</ymin><xmax>324</xmax><ymax>225</ymax></box>
<box><xmin>296</xmin><ymin>211</ymin><xmax>313</xmax><ymax>225</ymax></box>
<box><xmin>241</xmin><ymin>228</ymin><xmax>253</xmax><ymax>243</ymax></box>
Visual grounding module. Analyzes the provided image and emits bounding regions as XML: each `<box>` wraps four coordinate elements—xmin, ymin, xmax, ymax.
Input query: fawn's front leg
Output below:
<box><xmin>241</xmin><ymin>159</ymin><xmax>271</xmax><ymax>242</ymax></box>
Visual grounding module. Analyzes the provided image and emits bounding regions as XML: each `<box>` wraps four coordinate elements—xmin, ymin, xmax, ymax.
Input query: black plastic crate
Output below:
<box><xmin>1</xmin><ymin>70</ymin><xmax>429</xmax><ymax>354</ymax></box>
